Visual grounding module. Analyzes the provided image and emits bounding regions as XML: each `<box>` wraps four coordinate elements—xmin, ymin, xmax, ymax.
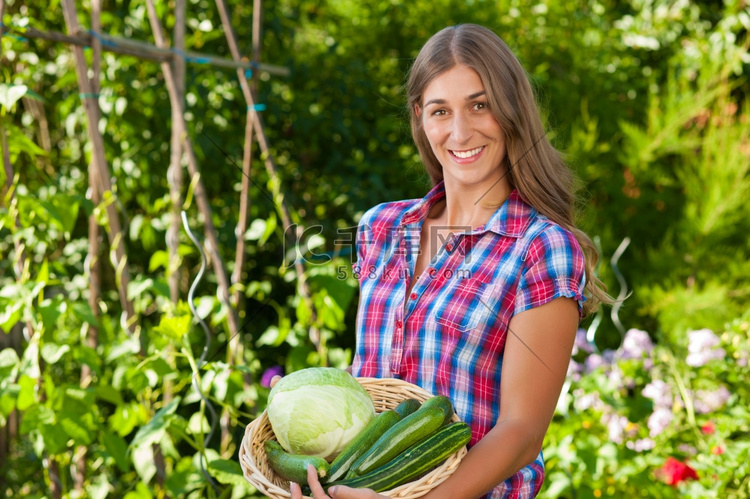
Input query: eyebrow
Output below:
<box><xmin>423</xmin><ymin>90</ymin><xmax>487</xmax><ymax>107</ymax></box>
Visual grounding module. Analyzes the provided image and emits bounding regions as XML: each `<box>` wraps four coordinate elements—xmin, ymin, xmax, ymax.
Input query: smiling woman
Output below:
<box><xmin>293</xmin><ymin>24</ymin><xmax>613</xmax><ymax>499</ymax></box>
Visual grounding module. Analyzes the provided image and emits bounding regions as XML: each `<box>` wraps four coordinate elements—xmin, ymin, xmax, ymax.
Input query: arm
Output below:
<box><xmin>421</xmin><ymin>296</ymin><xmax>578</xmax><ymax>499</ymax></box>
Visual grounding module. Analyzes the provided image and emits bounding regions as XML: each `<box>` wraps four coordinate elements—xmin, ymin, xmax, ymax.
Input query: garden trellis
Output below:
<box><xmin>1</xmin><ymin>0</ymin><xmax>324</xmax><ymax>496</ymax></box>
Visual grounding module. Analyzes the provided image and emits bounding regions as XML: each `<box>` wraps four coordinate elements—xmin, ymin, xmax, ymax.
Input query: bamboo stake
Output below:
<box><xmin>73</xmin><ymin>0</ymin><xmax>103</xmax><ymax>492</ymax></box>
<box><xmin>214</xmin><ymin>0</ymin><xmax>323</xmax><ymax>358</ymax></box>
<box><xmin>167</xmin><ymin>0</ymin><xmax>186</xmax><ymax>304</ymax></box>
<box><xmin>143</xmin><ymin>0</ymin><xmax>241</xmax><ymax>339</ymax></box>
<box><xmin>61</xmin><ymin>0</ymin><xmax>138</xmax><ymax>335</ymax></box>
<box><xmin>12</xmin><ymin>26</ymin><xmax>289</xmax><ymax>77</ymax></box>
<box><xmin>156</xmin><ymin>0</ymin><xmax>187</xmax><ymax>484</ymax></box>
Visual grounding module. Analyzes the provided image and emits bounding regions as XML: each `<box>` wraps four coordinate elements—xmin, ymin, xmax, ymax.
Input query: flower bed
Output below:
<box><xmin>541</xmin><ymin>313</ymin><xmax>750</xmax><ymax>498</ymax></box>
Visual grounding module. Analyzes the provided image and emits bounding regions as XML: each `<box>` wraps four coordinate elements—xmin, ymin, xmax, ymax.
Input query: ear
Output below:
<box><xmin>414</xmin><ymin>103</ymin><xmax>421</xmax><ymax>118</ymax></box>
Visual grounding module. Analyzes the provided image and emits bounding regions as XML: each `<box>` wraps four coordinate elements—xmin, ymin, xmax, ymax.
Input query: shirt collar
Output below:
<box><xmin>400</xmin><ymin>181</ymin><xmax>536</xmax><ymax>238</ymax></box>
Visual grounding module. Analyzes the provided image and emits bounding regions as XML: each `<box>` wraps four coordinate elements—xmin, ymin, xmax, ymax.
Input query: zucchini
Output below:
<box><xmin>264</xmin><ymin>440</ymin><xmax>330</xmax><ymax>485</ymax></box>
<box><xmin>393</xmin><ymin>398</ymin><xmax>421</xmax><ymax>418</ymax></box>
<box><xmin>419</xmin><ymin>395</ymin><xmax>455</xmax><ymax>424</ymax></box>
<box><xmin>348</xmin><ymin>405</ymin><xmax>445</xmax><ymax>477</ymax></box>
<box><xmin>326</xmin><ymin>409</ymin><xmax>402</xmax><ymax>482</ymax></box>
<box><xmin>327</xmin><ymin>422</ymin><xmax>471</xmax><ymax>492</ymax></box>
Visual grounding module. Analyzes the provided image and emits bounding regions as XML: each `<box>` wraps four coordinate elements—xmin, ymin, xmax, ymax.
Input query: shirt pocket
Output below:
<box><xmin>435</xmin><ymin>277</ymin><xmax>494</xmax><ymax>332</ymax></box>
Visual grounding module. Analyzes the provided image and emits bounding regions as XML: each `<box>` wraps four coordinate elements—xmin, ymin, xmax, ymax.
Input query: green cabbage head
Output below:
<box><xmin>266</xmin><ymin>367</ymin><xmax>375</xmax><ymax>460</ymax></box>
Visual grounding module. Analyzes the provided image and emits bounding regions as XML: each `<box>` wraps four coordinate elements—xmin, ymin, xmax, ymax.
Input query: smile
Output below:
<box><xmin>450</xmin><ymin>146</ymin><xmax>484</xmax><ymax>159</ymax></box>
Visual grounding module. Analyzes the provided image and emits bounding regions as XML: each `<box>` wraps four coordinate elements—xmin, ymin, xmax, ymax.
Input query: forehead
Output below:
<box><xmin>423</xmin><ymin>64</ymin><xmax>485</xmax><ymax>103</ymax></box>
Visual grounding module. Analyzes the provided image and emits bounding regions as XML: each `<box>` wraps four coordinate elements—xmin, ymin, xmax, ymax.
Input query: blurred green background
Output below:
<box><xmin>1</xmin><ymin>0</ymin><xmax>749</xmax><ymax>497</ymax></box>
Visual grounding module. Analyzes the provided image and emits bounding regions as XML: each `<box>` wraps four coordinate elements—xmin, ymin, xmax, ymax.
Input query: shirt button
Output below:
<box><xmin>410</xmin><ymin>292</ymin><xmax>417</xmax><ymax>300</ymax></box>
<box><xmin>446</xmin><ymin>243</ymin><xmax>453</xmax><ymax>252</ymax></box>
<box><xmin>396</xmin><ymin>320</ymin><xmax>403</xmax><ymax>329</ymax></box>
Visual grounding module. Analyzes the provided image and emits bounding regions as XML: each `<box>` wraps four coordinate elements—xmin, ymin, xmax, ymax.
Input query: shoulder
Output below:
<box><xmin>523</xmin><ymin>216</ymin><xmax>585</xmax><ymax>276</ymax></box>
<box><xmin>357</xmin><ymin>198</ymin><xmax>421</xmax><ymax>233</ymax></box>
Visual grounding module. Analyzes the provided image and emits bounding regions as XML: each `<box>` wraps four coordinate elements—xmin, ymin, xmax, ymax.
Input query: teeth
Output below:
<box><xmin>452</xmin><ymin>146</ymin><xmax>484</xmax><ymax>159</ymax></box>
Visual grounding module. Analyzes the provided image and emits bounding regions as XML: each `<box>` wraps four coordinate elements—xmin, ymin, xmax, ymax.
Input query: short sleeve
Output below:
<box><xmin>514</xmin><ymin>224</ymin><xmax>586</xmax><ymax>319</ymax></box>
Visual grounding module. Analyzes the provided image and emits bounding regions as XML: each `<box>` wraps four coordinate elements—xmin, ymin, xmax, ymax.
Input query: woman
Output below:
<box><xmin>291</xmin><ymin>23</ymin><xmax>610</xmax><ymax>499</ymax></box>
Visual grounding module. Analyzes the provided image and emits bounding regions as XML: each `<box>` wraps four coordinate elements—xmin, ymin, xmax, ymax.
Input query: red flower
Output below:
<box><xmin>660</xmin><ymin>457</ymin><xmax>699</xmax><ymax>486</ymax></box>
<box><xmin>701</xmin><ymin>421</ymin><xmax>716</xmax><ymax>434</ymax></box>
<box><xmin>711</xmin><ymin>445</ymin><xmax>724</xmax><ymax>455</ymax></box>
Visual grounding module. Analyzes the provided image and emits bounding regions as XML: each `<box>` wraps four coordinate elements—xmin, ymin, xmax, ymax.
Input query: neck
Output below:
<box><xmin>436</xmin><ymin>178</ymin><xmax>512</xmax><ymax>230</ymax></box>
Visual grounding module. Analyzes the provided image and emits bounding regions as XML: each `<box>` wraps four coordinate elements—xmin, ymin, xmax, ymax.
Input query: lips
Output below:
<box><xmin>450</xmin><ymin>146</ymin><xmax>484</xmax><ymax>159</ymax></box>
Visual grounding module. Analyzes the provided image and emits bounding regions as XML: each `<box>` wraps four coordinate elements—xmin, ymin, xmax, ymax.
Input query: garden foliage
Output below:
<box><xmin>1</xmin><ymin>0</ymin><xmax>749</xmax><ymax>497</ymax></box>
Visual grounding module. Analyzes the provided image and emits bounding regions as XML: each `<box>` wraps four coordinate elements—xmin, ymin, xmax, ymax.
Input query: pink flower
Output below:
<box><xmin>626</xmin><ymin>438</ymin><xmax>655</xmax><ymax>452</ymax></box>
<box><xmin>642</xmin><ymin>379</ymin><xmax>673</xmax><ymax>409</ymax></box>
<box><xmin>620</xmin><ymin>328</ymin><xmax>655</xmax><ymax>359</ymax></box>
<box><xmin>693</xmin><ymin>386</ymin><xmax>731</xmax><ymax>414</ymax></box>
<box><xmin>700</xmin><ymin>421</ymin><xmax>716</xmax><ymax>434</ymax></box>
<box><xmin>658</xmin><ymin>457</ymin><xmax>698</xmax><ymax>486</ymax></box>
<box><xmin>601</xmin><ymin>412</ymin><xmax>629</xmax><ymax>444</ymax></box>
<box><xmin>648</xmin><ymin>408</ymin><xmax>674</xmax><ymax>437</ymax></box>
<box><xmin>686</xmin><ymin>329</ymin><xmax>726</xmax><ymax>367</ymax></box>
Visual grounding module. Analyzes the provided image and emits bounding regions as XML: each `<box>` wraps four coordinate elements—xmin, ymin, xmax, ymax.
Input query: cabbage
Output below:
<box><xmin>266</xmin><ymin>367</ymin><xmax>375</xmax><ymax>459</ymax></box>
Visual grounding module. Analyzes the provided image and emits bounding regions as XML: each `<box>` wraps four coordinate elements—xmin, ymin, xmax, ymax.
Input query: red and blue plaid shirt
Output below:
<box><xmin>352</xmin><ymin>182</ymin><xmax>585</xmax><ymax>498</ymax></box>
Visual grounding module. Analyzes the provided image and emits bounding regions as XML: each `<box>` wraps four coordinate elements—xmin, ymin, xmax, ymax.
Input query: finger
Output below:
<box><xmin>290</xmin><ymin>481</ymin><xmax>302</xmax><ymax>499</ymax></box>
<box><xmin>270</xmin><ymin>375</ymin><xmax>282</xmax><ymax>388</ymax></box>
<box><xmin>306</xmin><ymin>463</ymin><xmax>330</xmax><ymax>498</ymax></box>
<box><xmin>327</xmin><ymin>485</ymin><xmax>384</xmax><ymax>498</ymax></box>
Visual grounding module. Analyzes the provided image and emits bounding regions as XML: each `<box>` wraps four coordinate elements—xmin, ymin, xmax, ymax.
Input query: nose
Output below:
<box><xmin>450</xmin><ymin>111</ymin><xmax>473</xmax><ymax>144</ymax></box>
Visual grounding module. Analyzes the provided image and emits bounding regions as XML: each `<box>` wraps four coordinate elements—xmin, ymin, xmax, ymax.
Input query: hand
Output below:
<box><xmin>290</xmin><ymin>464</ymin><xmax>386</xmax><ymax>499</ymax></box>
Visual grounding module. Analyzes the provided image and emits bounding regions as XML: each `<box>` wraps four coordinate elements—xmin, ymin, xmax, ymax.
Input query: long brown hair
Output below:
<box><xmin>406</xmin><ymin>24</ymin><xmax>611</xmax><ymax>316</ymax></box>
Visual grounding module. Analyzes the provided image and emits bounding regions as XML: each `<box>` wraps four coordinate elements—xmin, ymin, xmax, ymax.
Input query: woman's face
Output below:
<box><xmin>420</xmin><ymin>64</ymin><xmax>507</xmax><ymax>190</ymax></box>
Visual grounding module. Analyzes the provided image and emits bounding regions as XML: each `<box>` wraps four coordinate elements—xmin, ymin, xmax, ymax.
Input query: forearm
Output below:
<box><xmin>421</xmin><ymin>418</ymin><xmax>543</xmax><ymax>499</ymax></box>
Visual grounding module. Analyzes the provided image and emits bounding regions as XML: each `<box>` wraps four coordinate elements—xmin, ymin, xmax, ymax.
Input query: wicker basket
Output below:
<box><xmin>239</xmin><ymin>377</ymin><xmax>467</xmax><ymax>499</ymax></box>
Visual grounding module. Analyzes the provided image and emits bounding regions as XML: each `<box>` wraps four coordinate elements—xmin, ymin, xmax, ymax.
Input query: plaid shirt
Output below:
<box><xmin>352</xmin><ymin>182</ymin><xmax>585</xmax><ymax>498</ymax></box>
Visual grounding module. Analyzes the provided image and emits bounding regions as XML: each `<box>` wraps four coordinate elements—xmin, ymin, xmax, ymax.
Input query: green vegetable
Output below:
<box><xmin>326</xmin><ymin>409</ymin><xmax>402</xmax><ymax>482</ymax></box>
<box><xmin>419</xmin><ymin>395</ymin><xmax>454</xmax><ymax>424</ymax></box>
<box><xmin>327</xmin><ymin>422</ymin><xmax>472</xmax><ymax>492</ymax></box>
<box><xmin>267</xmin><ymin>367</ymin><xmax>375</xmax><ymax>459</ymax></box>
<box><xmin>348</xmin><ymin>405</ymin><xmax>446</xmax><ymax>477</ymax></box>
<box><xmin>393</xmin><ymin>398</ymin><xmax>421</xmax><ymax>418</ymax></box>
<box><xmin>265</xmin><ymin>440</ymin><xmax>330</xmax><ymax>485</ymax></box>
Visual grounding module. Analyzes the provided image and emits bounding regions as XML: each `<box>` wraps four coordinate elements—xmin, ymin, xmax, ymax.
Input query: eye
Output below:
<box><xmin>431</xmin><ymin>109</ymin><xmax>447</xmax><ymax>116</ymax></box>
<box><xmin>474</xmin><ymin>102</ymin><xmax>488</xmax><ymax>111</ymax></box>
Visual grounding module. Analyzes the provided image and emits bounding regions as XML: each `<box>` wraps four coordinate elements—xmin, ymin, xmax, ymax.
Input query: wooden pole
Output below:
<box><xmin>61</xmin><ymin>0</ymin><xmax>138</xmax><ymax>336</ymax></box>
<box><xmin>214</xmin><ymin>0</ymin><xmax>323</xmax><ymax>359</ymax></box>
<box><xmin>12</xmin><ymin>26</ymin><xmax>289</xmax><ymax>76</ymax></box>
<box><xmin>167</xmin><ymin>0</ymin><xmax>186</xmax><ymax>304</ymax></box>
<box><xmin>143</xmin><ymin>0</ymin><xmax>241</xmax><ymax>339</ymax></box>
<box><xmin>73</xmin><ymin>0</ymin><xmax>103</xmax><ymax>491</ymax></box>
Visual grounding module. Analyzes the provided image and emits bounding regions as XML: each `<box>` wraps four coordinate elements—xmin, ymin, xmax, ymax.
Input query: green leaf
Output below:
<box><xmin>123</xmin><ymin>481</ymin><xmax>154</xmax><ymax>499</ymax></box>
<box><xmin>0</xmin><ymin>297</ymin><xmax>23</xmax><ymax>331</ymax></box>
<box><xmin>245</xmin><ymin>218</ymin><xmax>267</xmax><ymax>241</ymax></box>
<box><xmin>153</xmin><ymin>313</ymin><xmax>191</xmax><ymax>341</ymax></box>
<box><xmin>131</xmin><ymin>396</ymin><xmax>181</xmax><ymax>448</ymax></box>
<box><xmin>60</xmin><ymin>416</ymin><xmax>93</xmax><ymax>445</ymax></box>
<box><xmin>101</xmin><ymin>430</ymin><xmax>130</xmax><ymax>472</ymax></box>
<box><xmin>0</xmin><ymin>348</ymin><xmax>20</xmax><ymax>379</ymax></box>
<box><xmin>87</xmin><ymin>474</ymin><xmax>111</xmax><ymax>499</ymax></box>
<box><xmin>41</xmin><ymin>343</ymin><xmax>70</xmax><ymax>364</ymax></box>
<box><xmin>0</xmin><ymin>84</ymin><xmax>28</xmax><ymax>110</ymax></box>
<box><xmin>72</xmin><ymin>301</ymin><xmax>100</xmax><ymax>327</ymax></box>
<box><xmin>131</xmin><ymin>444</ymin><xmax>157</xmax><ymax>485</ymax></box>
<box><xmin>207</xmin><ymin>458</ymin><xmax>248</xmax><ymax>487</ymax></box>
<box><xmin>148</xmin><ymin>250</ymin><xmax>169</xmax><ymax>272</ymax></box>
<box><xmin>16</xmin><ymin>374</ymin><xmax>38</xmax><ymax>410</ymax></box>
<box><xmin>75</xmin><ymin>345</ymin><xmax>101</xmax><ymax>372</ymax></box>
<box><xmin>106</xmin><ymin>336</ymin><xmax>141</xmax><ymax>362</ymax></box>
<box><xmin>95</xmin><ymin>384</ymin><xmax>123</xmax><ymax>406</ymax></box>
<box><xmin>39</xmin><ymin>422</ymin><xmax>69</xmax><ymax>454</ymax></box>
